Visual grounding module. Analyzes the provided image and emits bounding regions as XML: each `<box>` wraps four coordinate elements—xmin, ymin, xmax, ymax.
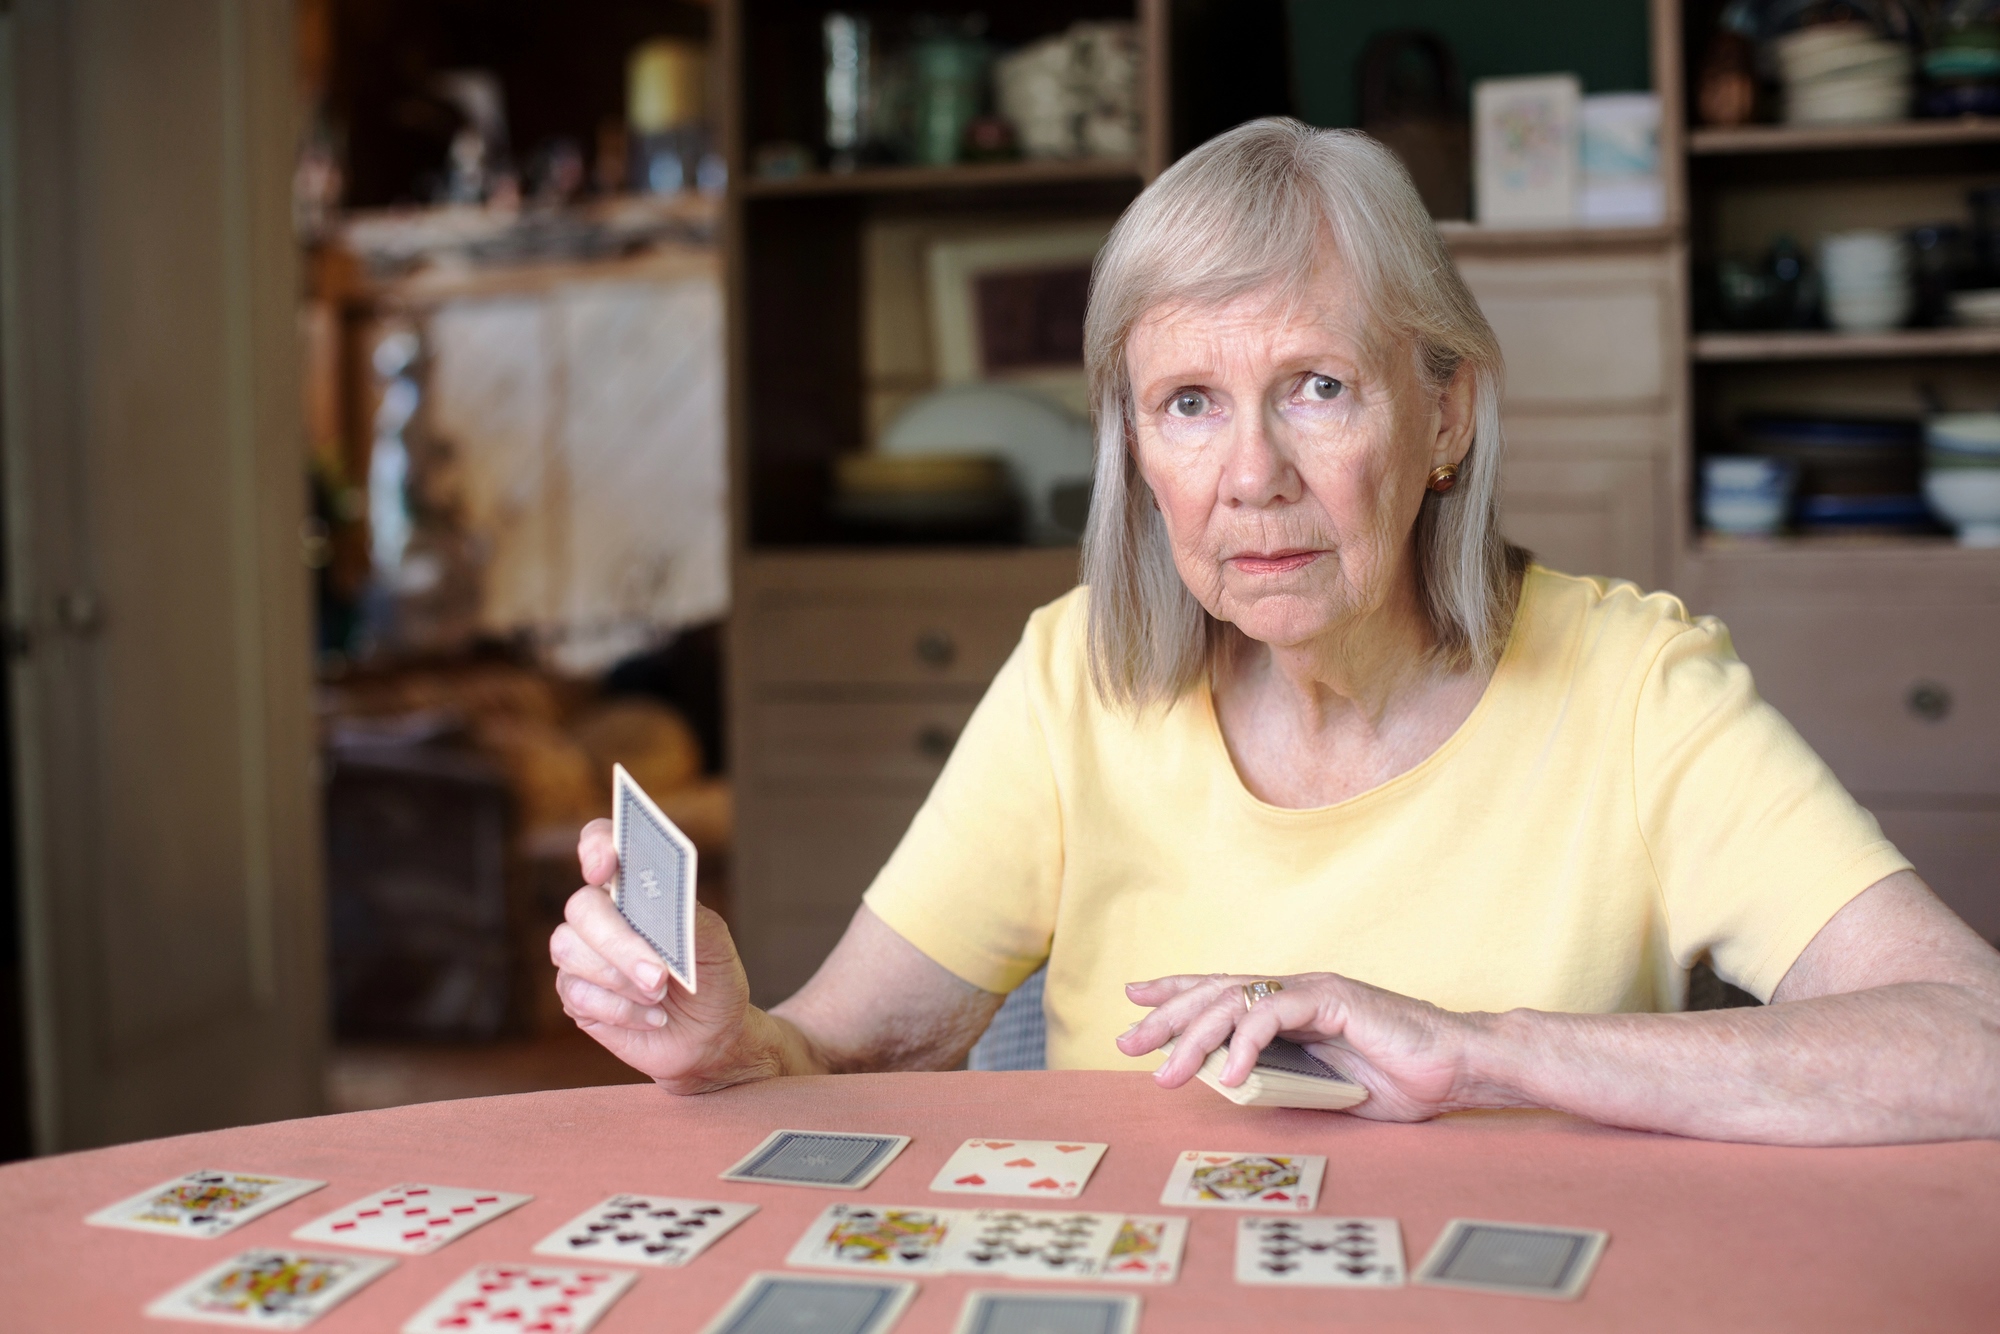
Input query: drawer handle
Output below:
<box><xmin>914</xmin><ymin>630</ymin><xmax>956</xmax><ymax>670</ymax></box>
<box><xmin>1906</xmin><ymin>681</ymin><xmax>1952</xmax><ymax>723</ymax></box>
<box><xmin>915</xmin><ymin>724</ymin><xmax>957</xmax><ymax>760</ymax></box>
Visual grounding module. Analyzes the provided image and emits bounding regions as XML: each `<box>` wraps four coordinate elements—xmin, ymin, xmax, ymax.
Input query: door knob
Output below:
<box><xmin>914</xmin><ymin>630</ymin><xmax>956</xmax><ymax>669</ymax></box>
<box><xmin>1906</xmin><ymin>681</ymin><xmax>1951</xmax><ymax>722</ymax></box>
<box><xmin>55</xmin><ymin>590</ymin><xmax>102</xmax><ymax>635</ymax></box>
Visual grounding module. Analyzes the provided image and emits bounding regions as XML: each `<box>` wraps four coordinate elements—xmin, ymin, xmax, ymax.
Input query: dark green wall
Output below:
<box><xmin>1287</xmin><ymin>0</ymin><xmax>1652</xmax><ymax>127</ymax></box>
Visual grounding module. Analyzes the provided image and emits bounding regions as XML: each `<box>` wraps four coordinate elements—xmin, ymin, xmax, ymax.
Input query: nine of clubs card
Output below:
<box><xmin>291</xmin><ymin>1182</ymin><xmax>531</xmax><ymax>1255</ymax></box>
<box><xmin>699</xmin><ymin>1272</ymin><xmax>918</xmax><ymax>1334</ymax></box>
<box><xmin>1413</xmin><ymin>1218</ymin><xmax>1609</xmax><ymax>1300</ymax></box>
<box><xmin>87</xmin><ymin>1170</ymin><xmax>326</xmax><ymax>1240</ymax></box>
<box><xmin>1236</xmin><ymin>1217</ymin><xmax>1405</xmax><ymax>1287</ymax></box>
<box><xmin>533</xmin><ymin>1194</ymin><xmax>758</xmax><ymax>1267</ymax></box>
<box><xmin>611</xmin><ymin>763</ymin><xmax>698</xmax><ymax>993</ymax></box>
<box><xmin>722</xmin><ymin>1129</ymin><xmax>911</xmax><ymax>1190</ymax></box>
<box><xmin>1159</xmin><ymin>1150</ymin><xmax>1326</xmax><ymax>1211</ymax></box>
<box><xmin>952</xmin><ymin>1290</ymin><xmax>1139</xmax><ymax>1334</ymax></box>
<box><xmin>929</xmin><ymin>1139</ymin><xmax>1109</xmax><ymax>1200</ymax></box>
<box><xmin>400</xmin><ymin>1263</ymin><xmax>635</xmax><ymax>1334</ymax></box>
<box><xmin>145</xmin><ymin>1248</ymin><xmax>394</xmax><ymax>1329</ymax></box>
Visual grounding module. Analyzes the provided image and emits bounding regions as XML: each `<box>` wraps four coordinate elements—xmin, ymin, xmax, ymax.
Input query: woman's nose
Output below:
<box><xmin>1219</xmin><ymin>410</ymin><xmax>1303</xmax><ymax>508</ymax></box>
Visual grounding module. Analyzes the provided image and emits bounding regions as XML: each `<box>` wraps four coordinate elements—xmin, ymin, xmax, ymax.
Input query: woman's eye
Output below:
<box><xmin>1167</xmin><ymin>390</ymin><xmax>1209</xmax><ymax>418</ymax></box>
<box><xmin>1303</xmin><ymin>374</ymin><xmax>1344</xmax><ymax>401</ymax></box>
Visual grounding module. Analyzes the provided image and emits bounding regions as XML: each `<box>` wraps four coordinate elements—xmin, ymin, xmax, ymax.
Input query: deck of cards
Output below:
<box><xmin>1186</xmin><ymin>1037</ymin><xmax>1369</xmax><ymax>1111</ymax></box>
<box><xmin>611</xmin><ymin>763</ymin><xmax>699</xmax><ymax>993</ymax></box>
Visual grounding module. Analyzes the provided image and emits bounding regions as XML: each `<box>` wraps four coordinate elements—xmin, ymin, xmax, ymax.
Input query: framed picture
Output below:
<box><xmin>925</xmin><ymin>222</ymin><xmax>1113</xmax><ymax>409</ymax></box>
<box><xmin>1474</xmin><ymin>74</ymin><xmax>1580</xmax><ymax>228</ymax></box>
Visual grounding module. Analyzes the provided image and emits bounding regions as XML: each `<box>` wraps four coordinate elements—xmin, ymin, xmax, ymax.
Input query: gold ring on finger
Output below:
<box><xmin>1242</xmin><ymin>979</ymin><xmax>1284</xmax><ymax>1011</ymax></box>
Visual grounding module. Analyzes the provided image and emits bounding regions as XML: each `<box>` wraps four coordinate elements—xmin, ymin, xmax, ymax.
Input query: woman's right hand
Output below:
<box><xmin>549</xmin><ymin>819</ymin><xmax>780</xmax><ymax>1093</ymax></box>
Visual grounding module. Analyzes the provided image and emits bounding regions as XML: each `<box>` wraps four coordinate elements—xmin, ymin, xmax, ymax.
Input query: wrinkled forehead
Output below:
<box><xmin>1125</xmin><ymin>252</ymin><xmax>1399</xmax><ymax>376</ymax></box>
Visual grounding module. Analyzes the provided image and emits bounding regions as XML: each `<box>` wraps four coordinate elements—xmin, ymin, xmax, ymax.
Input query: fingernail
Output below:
<box><xmin>1119</xmin><ymin>1021</ymin><xmax>1141</xmax><ymax>1038</ymax></box>
<box><xmin>636</xmin><ymin>962</ymin><xmax>665</xmax><ymax>992</ymax></box>
<box><xmin>645</xmin><ymin>1006</ymin><xmax>668</xmax><ymax>1028</ymax></box>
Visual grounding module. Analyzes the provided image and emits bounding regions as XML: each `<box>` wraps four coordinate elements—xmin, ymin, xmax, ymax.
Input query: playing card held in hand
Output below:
<box><xmin>611</xmin><ymin>763</ymin><xmax>698</xmax><ymax>993</ymax></box>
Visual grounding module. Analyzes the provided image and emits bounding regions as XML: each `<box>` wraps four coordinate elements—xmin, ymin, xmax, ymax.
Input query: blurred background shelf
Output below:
<box><xmin>1435</xmin><ymin>221</ymin><xmax>1680</xmax><ymax>252</ymax></box>
<box><xmin>1692</xmin><ymin>327</ymin><xmax>2000</xmax><ymax>361</ymax></box>
<box><xmin>1690</xmin><ymin>117</ymin><xmax>2000</xmax><ymax>156</ymax></box>
<box><xmin>740</xmin><ymin>158</ymin><xmax>1144</xmax><ymax>197</ymax></box>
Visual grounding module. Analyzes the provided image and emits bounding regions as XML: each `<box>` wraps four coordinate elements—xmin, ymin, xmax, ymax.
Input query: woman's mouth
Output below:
<box><xmin>1228</xmin><ymin>549</ymin><xmax>1322</xmax><ymax>576</ymax></box>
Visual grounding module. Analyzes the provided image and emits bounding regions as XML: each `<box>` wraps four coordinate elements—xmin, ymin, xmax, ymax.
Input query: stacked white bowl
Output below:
<box><xmin>1775</xmin><ymin>24</ymin><xmax>1913</xmax><ymax>124</ymax></box>
<box><xmin>1703</xmin><ymin>456</ymin><xmax>1795</xmax><ymax>536</ymax></box>
<box><xmin>1924</xmin><ymin>412</ymin><xmax>2000</xmax><ymax>546</ymax></box>
<box><xmin>1821</xmin><ymin>229</ymin><xmax>1911</xmax><ymax>332</ymax></box>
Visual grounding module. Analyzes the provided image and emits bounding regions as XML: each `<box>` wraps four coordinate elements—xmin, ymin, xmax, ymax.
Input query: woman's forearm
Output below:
<box><xmin>1463</xmin><ymin>982</ymin><xmax>2000</xmax><ymax>1145</ymax></box>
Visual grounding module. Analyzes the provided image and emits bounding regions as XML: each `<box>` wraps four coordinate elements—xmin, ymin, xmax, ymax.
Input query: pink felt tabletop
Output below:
<box><xmin>0</xmin><ymin>1071</ymin><xmax>1995</xmax><ymax>1332</ymax></box>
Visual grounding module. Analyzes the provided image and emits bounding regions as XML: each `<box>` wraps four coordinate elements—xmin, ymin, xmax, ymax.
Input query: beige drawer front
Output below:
<box><xmin>1456</xmin><ymin>254</ymin><xmax>1674</xmax><ymax>412</ymax></box>
<box><xmin>1716</xmin><ymin>603</ymin><xmax>2000</xmax><ymax>798</ymax></box>
<box><xmin>750</xmin><ymin>699</ymin><xmax>978</xmax><ymax>784</ymax></box>
<box><xmin>1871</xmin><ymin>806</ymin><xmax>2000</xmax><ymax>945</ymax></box>
<box><xmin>744</xmin><ymin>601</ymin><xmax>1041</xmax><ymax>688</ymax></box>
<box><xmin>733</xmin><ymin>788</ymin><xmax>927</xmax><ymax>1004</ymax></box>
<box><xmin>1500</xmin><ymin>457</ymin><xmax>1661</xmax><ymax>590</ymax></box>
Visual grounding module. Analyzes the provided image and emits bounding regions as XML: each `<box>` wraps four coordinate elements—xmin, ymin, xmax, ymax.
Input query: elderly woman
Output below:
<box><xmin>552</xmin><ymin>120</ymin><xmax>2000</xmax><ymax>1144</ymax></box>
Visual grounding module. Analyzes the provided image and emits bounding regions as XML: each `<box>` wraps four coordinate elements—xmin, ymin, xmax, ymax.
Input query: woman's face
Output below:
<box><xmin>1124</xmin><ymin>255</ymin><xmax>1470</xmax><ymax>652</ymax></box>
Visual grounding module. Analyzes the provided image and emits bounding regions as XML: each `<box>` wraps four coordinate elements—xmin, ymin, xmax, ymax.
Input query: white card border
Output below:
<box><xmin>611</xmin><ymin>762</ymin><xmax>699</xmax><ymax>993</ymax></box>
<box><xmin>698</xmin><ymin>1271</ymin><xmax>919</xmax><ymax>1334</ymax></box>
<box><xmin>1157</xmin><ymin>1150</ymin><xmax>1327</xmax><ymax>1212</ymax></box>
<box><xmin>951</xmin><ymin>1288</ymin><xmax>1139</xmax><ymax>1334</ymax></box>
<box><xmin>399</xmin><ymin>1261</ymin><xmax>637</xmax><ymax>1334</ymax></box>
<box><xmin>86</xmin><ymin>1170</ymin><xmax>327</xmax><ymax>1239</ymax></box>
<box><xmin>927</xmin><ymin>1139</ymin><xmax>1110</xmax><ymax>1200</ymax></box>
<box><xmin>144</xmin><ymin>1247</ymin><xmax>396</xmax><ymax>1329</ymax></box>
<box><xmin>530</xmin><ymin>1193</ymin><xmax>759</xmax><ymax>1267</ymax></box>
<box><xmin>720</xmin><ymin>1129</ymin><xmax>913</xmax><ymax>1190</ymax></box>
<box><xmin>1412</xmin><ymin>1217</ymin><xmax>1608</xmax><ymax>1301</ymax></box>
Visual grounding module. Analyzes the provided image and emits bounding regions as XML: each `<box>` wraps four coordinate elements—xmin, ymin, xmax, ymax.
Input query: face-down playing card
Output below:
<box><xmin>1235</xmin><ymin>1217</ymin><xmax>1405</xmax><ymax>1287</ymax></box>
<box><xmin>611</xmin><ymin>763</ymin><xmax>698</xmax><ymax>992</ymax></box>
<box><xmin>951</xmin><ymin>1291</ymin><xmax>1139</xmax><ymax>1334</ymax></box>
<box><xmin>930</xmin><ymin>1140</ymin><xmax>1109</xmax><ymax>1200</ymax></box>
<box><xmin>533</xmin><ymin>1194</ymin><xmax>758</xmax><ymax>1267</ymax></box>
<box><xmin>699</xmin><ymin>1273</ymin><xmax>918</xmax><ymax>1334</ymax></box>
<box><xmin>722</xmin><ymin>1130</ymin><xmax>911</xmax><ymax>1189</ymax></box>
<box><xmin>400</xmin><ymin>1263</ymin><xmax>636</xmax><ymax>1334</ymax></box>
<box><xmin>145</xmin><ymin>1248</ymin><xmax>395</xmax><ymax>1329</ymax></box>
<box><xmin>291</xmin><ymin>1183</ymin><xmax>532</xmax><ymax>1255</ymax></box>
<box><xmin>1159</xmin><ymin>1150</ymin><xmax>1326</xmax><ymax>1211</ymax></box>
<box><xmin>88</xmin><ymin>1170</ymin><xmax>326</xmax><ymax>1240</ymax></box>
<box><xmin>1413</xmin><ymin>1218</ymin><xmax>1609</xmax><ymax>1300</ymax></box>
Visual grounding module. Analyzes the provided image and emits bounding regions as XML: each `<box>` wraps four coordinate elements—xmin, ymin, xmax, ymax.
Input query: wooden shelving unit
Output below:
<box><xmin>1689</xmin><ymin>116</ymin><xmax>2000</xmax><ymax>155</ymax></box>
<box><xmin>740</xmin><ymin>157</ymin><xmax>1144</xmax><ymax>198</ymax></box>
<box><xmin>1692</xmin><ymin>327</ymin><xmax>2000</xmax><ymax>361</ymax></box>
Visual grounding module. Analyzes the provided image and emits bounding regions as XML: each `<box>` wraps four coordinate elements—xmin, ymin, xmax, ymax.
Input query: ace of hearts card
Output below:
<box><xmin>1159</xmin><ymin>1150</ymin><xmax>1325</xmax><ymax>1212</ymax></box>
<box><xmin>88</xmin><ymin>1170</ymin><xmax>326</xmax><ymax>1240</ymax></box>
<box><xmin>401</xmin><ymin>1263</ymin><xmax>636</xmax><ymax>1334</ymax></box>
<box><xmin>929</xmin><ymin>1139</ymin><xmax>1109</xmax><ymax>1200</ymax></box>
<box><xmin>291</xmin><ymin>1183</ymin><xmax>531</xmax><ymax>1255</ymax></box>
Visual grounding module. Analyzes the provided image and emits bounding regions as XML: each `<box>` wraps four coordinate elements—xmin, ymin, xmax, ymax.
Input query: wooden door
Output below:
<box><xmin>0</xmin><ymin>1</ymin><xmax>323</xmax><ymax>1150</ymax></box>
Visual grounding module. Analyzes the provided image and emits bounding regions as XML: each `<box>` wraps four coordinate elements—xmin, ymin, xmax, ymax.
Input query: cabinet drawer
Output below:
<box><xmin>749</xmin><ymin>699</ymin><xmax>977</xmax><ymax>783</ymax></box>
<box><xmin>1456</xmin><ymin>254</ymin><xmax>1673</xmax><ymax>412</ymax></box>
<box><xmin>743</xmin><ymin>600</ymin><xmax>1040</xmax><ymax>688</ymax></box>
<box><xmin>1717</xmin><ymin>604</ymin><xmax>2000</xmax><ymax>797</ymax></box>
<box><xmin>1872</xmin><ymin>806</ymin><xmax>2000</xmax><ymax>945</ymax></box>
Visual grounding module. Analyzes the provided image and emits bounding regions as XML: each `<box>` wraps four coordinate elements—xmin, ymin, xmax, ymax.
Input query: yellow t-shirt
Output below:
<box><xmin>862</xmin><ymin>567</ymin><xmax>1910</xmax><ymax>1071</ymax></box>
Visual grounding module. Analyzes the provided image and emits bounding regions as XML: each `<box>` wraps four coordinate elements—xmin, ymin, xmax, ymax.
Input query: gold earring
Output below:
<box><xmin>1427</xmin><ymin>463</ymin><xmax>1460</xmax><ymax>493</ymax></box>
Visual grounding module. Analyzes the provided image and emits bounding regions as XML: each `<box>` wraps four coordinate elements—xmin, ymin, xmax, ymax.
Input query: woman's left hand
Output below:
<box><xmin>1118</xmin><ymin>972</ymin><xmax>1498</xmax><ymax>1122</ymax></box>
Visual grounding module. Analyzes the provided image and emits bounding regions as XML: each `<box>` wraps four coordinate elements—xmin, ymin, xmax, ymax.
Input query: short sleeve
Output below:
<box><xmin>861</xmin><ymin>632</ymin><xmax>1065</xmax><ymax>994</ymax></box>
<box><xmin>1634</xmin><ymin>617</ymin><xmax>1912</xmax><ymax>1001</ymax></box>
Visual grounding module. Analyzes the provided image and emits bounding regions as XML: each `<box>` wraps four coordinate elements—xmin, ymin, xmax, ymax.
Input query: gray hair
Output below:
<box><xmin>1080</xmin><ymin>117</ymin><xmax>1527</xmax><ymax>710</ymax></box>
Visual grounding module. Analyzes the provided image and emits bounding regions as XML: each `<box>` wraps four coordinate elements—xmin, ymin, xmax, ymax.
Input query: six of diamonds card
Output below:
<box><xmin>533</xmin><ymin>1194</ymin><xmax>758</xmax><ymax>1267</ymax></box>
<box><xmin>1159</xmin><ymin>1150</ymin><xmax>1327</xmax><ymax>1211</ymax></box>
<box><xmin>291</xmin><ymin>1183</ymin><xmax>532</xmax><ymax>1255</ymax></box>
<box><xmin>929</xmin><ymin>1139</ymin><xmax>1108</xmax><ymax>1199</ymax></box>
<box><xmin>146</xmin><ymin>1248</ymin><xmax>395</xmax><ymax>1329</ymax></box>
<box><xmin>400</xmin><ymin>1263</ymin><xmax>636</xmax><ymax>1334</ymax></box>
<box><xmin>88</xmin><ymin>1170</ymin><xmax>326</xmax><ymax>1240</ymax></box>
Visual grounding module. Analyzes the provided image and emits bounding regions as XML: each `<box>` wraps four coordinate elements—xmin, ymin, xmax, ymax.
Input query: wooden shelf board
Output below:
<box><xmin>1692</xmin><ymin>327</ymin><xmax>2000</xmax><ymax>362</ymax></box>
<box><xmin>739</xmin><ymin>158</ymin><xmax>1143</xmax><ymax>198</ymax></box>
<box><xmin>1689</xmin><ymin>117</ymin><xmax>2000</xmax><ymax>155</ymax></box>
<box><xmin>1436</xmin><ymin>221</ymin><xmax>1678</xmax><ymax>252</ymax></box>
